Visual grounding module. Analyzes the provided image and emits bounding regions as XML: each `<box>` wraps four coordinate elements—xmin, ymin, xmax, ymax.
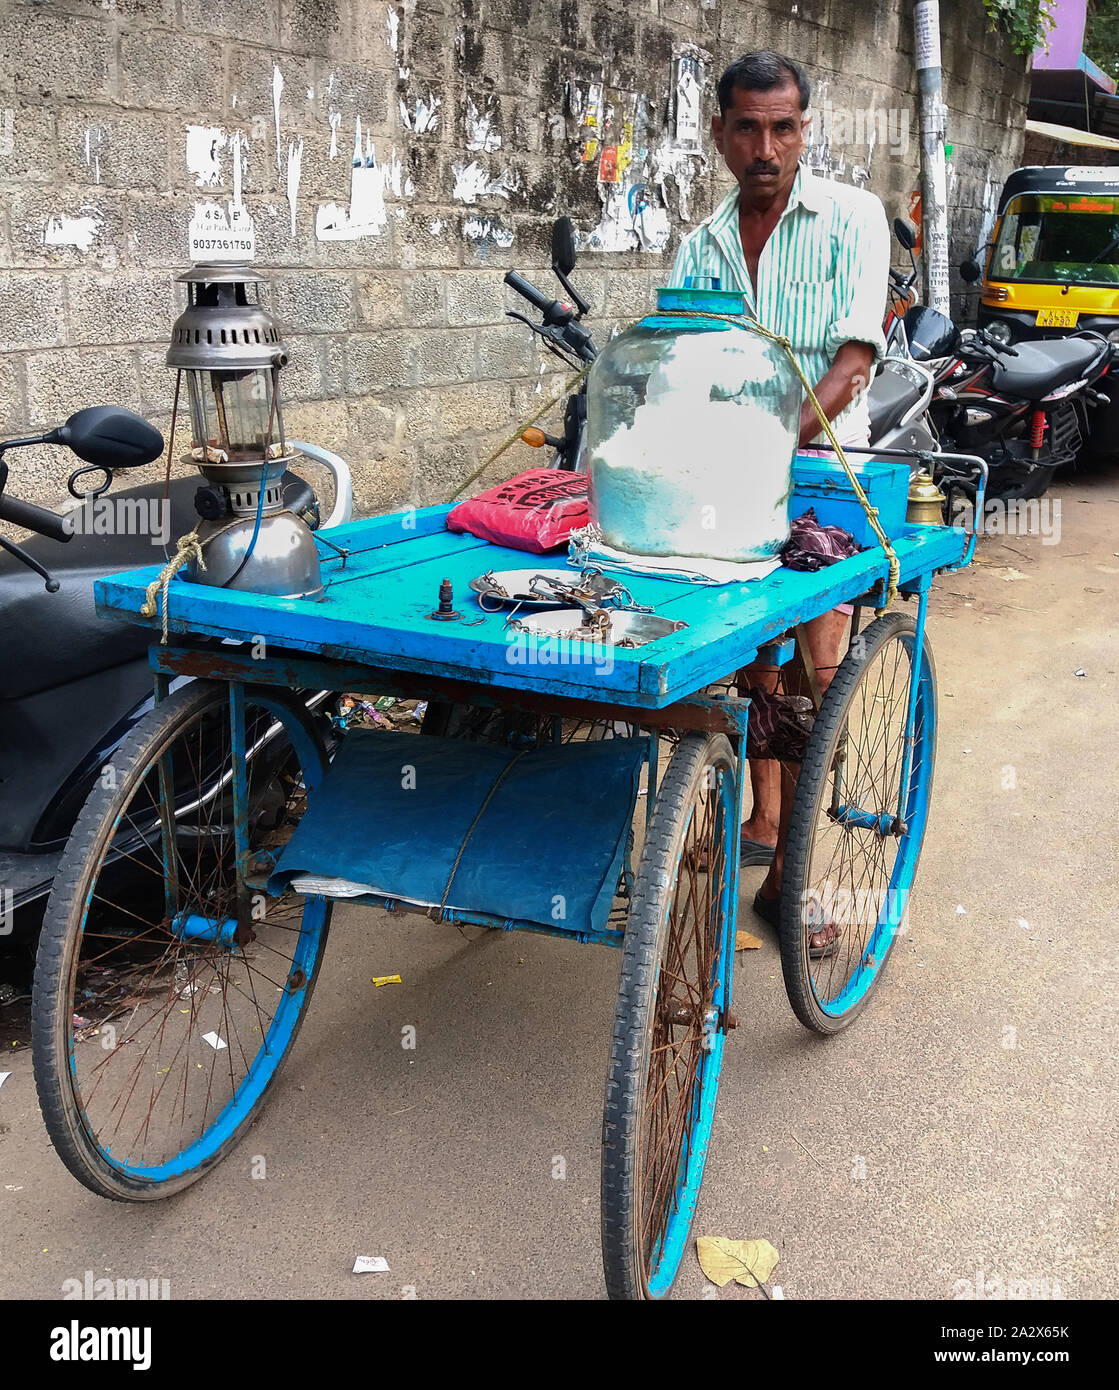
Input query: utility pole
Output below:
<box><xmin>914</xmin><ymin>1</ymin><xmax>951</xmax><ymax>313</ymax></box>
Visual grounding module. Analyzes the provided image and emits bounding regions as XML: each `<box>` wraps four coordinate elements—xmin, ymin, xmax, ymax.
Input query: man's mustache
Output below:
<box><xmin>745</xmin><ymin>163</ymin><xmax>780</xmax><ymax>176</ymax></box>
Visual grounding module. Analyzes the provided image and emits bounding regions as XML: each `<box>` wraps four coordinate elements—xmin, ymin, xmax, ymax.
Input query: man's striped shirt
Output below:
<box><xmin>669</xmin><ymin>164</ymin><xmax>889</xmax><ymax>445</ymax></box>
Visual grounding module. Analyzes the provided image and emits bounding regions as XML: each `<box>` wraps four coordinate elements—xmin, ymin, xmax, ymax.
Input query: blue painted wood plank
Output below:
<box><xmin>94</xmin><ymin>512</ymin><xmax>966</xmax><ymax>710</ymax></box>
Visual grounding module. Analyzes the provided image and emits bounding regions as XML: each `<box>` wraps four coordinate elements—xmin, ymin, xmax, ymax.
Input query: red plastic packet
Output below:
<box><xmin>446</xmin><ymin>468</ymin><xmax>589</xmax><ymax>553</ymax></box>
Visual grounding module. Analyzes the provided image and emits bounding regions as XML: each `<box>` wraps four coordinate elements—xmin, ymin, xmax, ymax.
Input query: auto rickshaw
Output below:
<box><xmin>961</xmin><ymin>164</ymin><xmax>1119</xmax><ymax>454</ymax></box>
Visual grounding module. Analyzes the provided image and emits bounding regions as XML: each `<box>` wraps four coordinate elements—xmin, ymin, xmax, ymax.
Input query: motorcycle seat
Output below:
<box><xmin>867</xmin><ymin>363</ymin><xmax>925</xmax><ymax>439</ymax></box>
<box><xmin>989</xmin><ymin>337</ymin><xmax>1104</xmax><ymax>400</ymax></box>
<box><xmin>0</xmin><ymin>470</ymin><xmax>317</xmax><ymax>701</ymax></box>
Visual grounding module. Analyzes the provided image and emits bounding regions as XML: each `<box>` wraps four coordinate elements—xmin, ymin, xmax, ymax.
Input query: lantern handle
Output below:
<box><xmin>287</xmin><ymin>441</ymin><xmax>353</xmax><ymax>530</ymax></box>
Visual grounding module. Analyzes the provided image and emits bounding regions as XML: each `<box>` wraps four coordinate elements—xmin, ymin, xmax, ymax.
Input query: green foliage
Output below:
<box><xmin>1086</xmin><ymin>0</ymin><xmax>1119</xmax><ymax>81</ymax></box>
<box><xmin>982</xmin><ymin>0</ymin><xmax>1057</xmax><ymax>55</ymax></box>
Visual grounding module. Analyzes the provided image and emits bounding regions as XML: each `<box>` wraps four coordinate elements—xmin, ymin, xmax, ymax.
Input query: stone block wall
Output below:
<box><xmin>0</xmin><ymin>0</ymin><xmax>1030</xmax><ymax>515</ymax></box>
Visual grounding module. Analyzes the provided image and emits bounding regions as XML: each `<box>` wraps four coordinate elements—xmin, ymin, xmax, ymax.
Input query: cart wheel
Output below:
<box><xmin>780</xmin><ymin>612</ymin><xmax>936</xmax><ymax>1034</ymax></box>
<box><xmin>32</xmin><ymin>681</ymin><xmax>331</xmax><ymax>1200</ymax></box>
<box><xmin>602</xmin><ymin>733</ymin><xmax>736</xmax><ymax>1300</ymax></box>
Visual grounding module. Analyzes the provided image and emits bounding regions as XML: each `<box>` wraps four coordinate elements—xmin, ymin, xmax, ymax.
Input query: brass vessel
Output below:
<box><xmin>906</xmin><ymin>468</ymin><xmax>947</xmax><ymax>526</ymax></box>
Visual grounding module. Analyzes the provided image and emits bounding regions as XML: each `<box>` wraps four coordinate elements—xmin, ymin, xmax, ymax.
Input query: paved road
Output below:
<box><xmin>1</xmin><ymin>464</ymin><xmax>1116</xmax><ymax>1301</ymax></box>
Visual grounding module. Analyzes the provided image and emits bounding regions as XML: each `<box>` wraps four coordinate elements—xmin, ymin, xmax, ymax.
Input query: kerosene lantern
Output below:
<box><xmin>166</xmin><ymin>265</ymin><xmax>323</xmax><ymax>598</ymax></box>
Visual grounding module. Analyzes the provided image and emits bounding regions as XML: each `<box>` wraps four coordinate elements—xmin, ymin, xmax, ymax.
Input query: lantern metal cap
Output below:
<box><xmin>166</xmin><ymin>263</ymin><xmax>287</xmax><ymax>372</ymax></box>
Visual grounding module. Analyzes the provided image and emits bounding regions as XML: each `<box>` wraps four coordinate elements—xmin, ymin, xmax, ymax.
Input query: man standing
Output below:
<box><xmin>669</xmin><ymin>50</ymin><xmax>889</xmax><ymax>943</ymax></box>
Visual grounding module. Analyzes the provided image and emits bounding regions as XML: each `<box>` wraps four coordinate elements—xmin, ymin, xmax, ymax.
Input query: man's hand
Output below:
<box><xmin>798</xmin><ymin>340</ymin><xmax>875</xmax><ymax>447</ymax></box>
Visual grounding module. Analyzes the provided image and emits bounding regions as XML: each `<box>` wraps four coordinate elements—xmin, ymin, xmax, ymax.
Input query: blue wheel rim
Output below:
<box><xmin>814</xmin><ymin>632</ymin><xmax>936</xmax><ymax>1018</ymax></box>
<box><xmin>69</xmin><ymin>690</ymin><xmax>329</xmax><ymax>1184</ymax></box>
<box><xmin>644</xmin><ymin>763</ymin><xmax>735</xmax><ymax>1298</ymax></box>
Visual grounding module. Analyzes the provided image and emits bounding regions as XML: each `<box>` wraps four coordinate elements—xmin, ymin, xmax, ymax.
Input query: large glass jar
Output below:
<box><xmin>584</xmin><ymin>287</ymin><xmax>802</xmax><ymax>562</ymax></box>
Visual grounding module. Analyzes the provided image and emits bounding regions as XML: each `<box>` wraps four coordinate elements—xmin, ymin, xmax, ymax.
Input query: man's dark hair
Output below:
<box><xmin>717</xmin><ymin>51</ymin><xmax>811</xmax><ymax>116</ymax></box>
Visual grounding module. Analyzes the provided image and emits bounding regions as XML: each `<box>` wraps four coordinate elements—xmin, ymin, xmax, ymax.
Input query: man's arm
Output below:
<box><xmin>801</xmin><ymin>194</ymin><xmax>890</xmax><ymax>445</ymax></box>
<box><xmin>798</xmin><ymin>341</ymin><xmax>875</xmax><ymax>446</ymax></box>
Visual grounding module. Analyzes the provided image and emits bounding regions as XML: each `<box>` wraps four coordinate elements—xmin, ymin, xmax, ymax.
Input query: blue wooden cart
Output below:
<box><xmin>30</xmin><ymin>467</ymin><xmax>970</xmax><ymax>1299</ymax></box>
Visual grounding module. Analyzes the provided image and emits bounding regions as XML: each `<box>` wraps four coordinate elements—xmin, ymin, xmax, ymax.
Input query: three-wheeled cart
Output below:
<box><xmin>30</xmin><ymin>470</ymin><xmax>971</xmax><ymax>1299</ymax></box>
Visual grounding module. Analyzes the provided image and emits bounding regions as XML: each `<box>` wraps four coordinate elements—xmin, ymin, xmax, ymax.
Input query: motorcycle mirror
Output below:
<box><xmin>552</xmin><ymin>216</ymin><xmax>577</xmax><ymax>276</ymax></box>
<box><xmin>47</xmin><ymin>406</ymin><xmax>164</xmax><ymax>470</ymax></box>
<box><xmin>959</xmin><ymin>258</ymin><xmax>983</xmax><ymax>285</ymax></box>
<box><xmin>893</xmin><ymin>217</ymin><xmax>917</xmax><ymax>252</ymax></box>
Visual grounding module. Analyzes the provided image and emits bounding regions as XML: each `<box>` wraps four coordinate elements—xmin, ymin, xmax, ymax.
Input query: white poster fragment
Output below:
<box><xmin>189</xmin><ymin>202</ymin><xmax>256</xmax><ymax>262</ymax></box>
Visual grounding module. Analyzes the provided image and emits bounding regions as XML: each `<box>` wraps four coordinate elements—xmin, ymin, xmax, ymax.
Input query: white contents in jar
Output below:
<box><xmin>589</xmin><ymin>328</ymin><xmax>796</xmax><ymax>561</ymax></box>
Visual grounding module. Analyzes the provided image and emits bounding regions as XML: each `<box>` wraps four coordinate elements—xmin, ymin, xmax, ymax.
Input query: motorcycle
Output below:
<box><xmin>0</xmin><ymin>407</ymin><xmax>352</xmax><ymax>941</ymax></box>
<box><xmin>872</xmin><ymin>218</ymin><xmax>1113</xmax><ymax>502</ymax></box>
<box><xmin>924</xmin><ymin>322</ymin><xmax>1112</xmax><ymax>501</ymax></box>
<box><xmin>501</xmin><ymin>216</ymin><xmax>598</xmax><ymax>470</ymax></box>
<box><xmin>505</xmin><ymin>216</ymin><xmax>944</xmax><ymax>468</ymax></box>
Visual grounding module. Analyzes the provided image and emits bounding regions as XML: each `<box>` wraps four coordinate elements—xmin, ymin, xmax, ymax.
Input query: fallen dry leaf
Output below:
<box><xmin>696</xmin><ymin>1236</ymin><xmax>779</xmax><ymax>1288</ymax></box>
<box><xmin>735</xmin><ymin>930</ymin><xmax>763</xmax><ymax>951</ymax></box>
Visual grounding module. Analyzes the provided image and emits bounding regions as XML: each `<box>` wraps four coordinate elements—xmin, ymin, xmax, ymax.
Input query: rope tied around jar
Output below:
<box><xmin>442</xmin><ymin>307</ymin><xmax>900</xmax><ymax>614</ymax></box>
<box><xmin>647</xmin><ymin>308</ymin><xmax>899</xmax><ymax>614</ymax></box>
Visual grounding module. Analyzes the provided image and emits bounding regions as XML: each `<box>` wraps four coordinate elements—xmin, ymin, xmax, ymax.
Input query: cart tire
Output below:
<box><xmin>601</xmin><ymin>733</ymin><xmax>736</xmax><ymax>1300</ymax></box>
<box><xmin>780</xmin><ymin>612</ymin><xmax>936</xmax><ymax>1034</ymax></box>
<box><xmin>32</xmin><ymin>680</ymin><xmax>332</xmax><ymax>1200</ymax></box>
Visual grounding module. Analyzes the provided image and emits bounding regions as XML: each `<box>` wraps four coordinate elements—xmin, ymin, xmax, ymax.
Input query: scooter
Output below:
<box><xmin>0</xmin><ymin>407</ymin><xmax>352</xmax><ymax>939</ymax></box>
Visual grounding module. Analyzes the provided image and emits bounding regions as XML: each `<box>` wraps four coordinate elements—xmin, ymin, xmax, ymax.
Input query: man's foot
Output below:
<box><xmin>688</xmin><ymin>825</ymin><xmax>775</xmax><ymax>873</ymax></box>
<box><xmin>752</xmin><ymin>887</ymin><xmax>780</xmax><ymax>930</ymax></box>
<box><xmin>752</xmin><ymin>887</ymin><xmax>840</xmax><ymax>959</ymax></box>
<box><xmin>740</xmin><ymin>831</ymin><xmax>776</xmax><ymax>867</ymax></box>
<box><xmin>738</xmin><ymin>818</ymin><xmax>777</xmax><ymax>867</ymax></box>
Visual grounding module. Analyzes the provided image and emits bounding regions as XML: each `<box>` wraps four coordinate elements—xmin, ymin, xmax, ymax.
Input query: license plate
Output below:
<box><xmin>1036</xmin><ymin>308</ymin><xmax>1079</xmax><ymax>328</ymax></box>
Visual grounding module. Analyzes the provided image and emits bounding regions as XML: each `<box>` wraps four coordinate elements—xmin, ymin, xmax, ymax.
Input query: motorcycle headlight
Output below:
<box><xmin>985</xmin><ymin>320</ymin><xmax>1013</xmax><ymax>346</ymax></box>
<box><xmin>1107</xmin><ymin>329</ymin><xmax>1119</xmax><ymax>347</ymax></box>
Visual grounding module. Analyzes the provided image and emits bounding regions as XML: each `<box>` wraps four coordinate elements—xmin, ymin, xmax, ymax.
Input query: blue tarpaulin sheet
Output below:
<box><xmin>267</xmin><ymin>729</ymin><xmax>647</xmax><ymax>935</ymax></box>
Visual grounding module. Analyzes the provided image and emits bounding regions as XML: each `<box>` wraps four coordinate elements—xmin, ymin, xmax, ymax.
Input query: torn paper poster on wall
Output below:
<box><xmin>185</xmin><ymin>129</ymin><xmax>256</xmax><ymax>262</ymax></box>
<box><xmin>189</xmin><ymin>201</ymin><xmax>256</xmax><ymax>262</ymax></box>
<box><xmin>674</xmin><ymin>53</ymin><xmax>703</xmax><ymax>148</ymax></box>
<box><xmin>316</xmin><ymin>118</ymin><xmax>411</xmax><ymax>241</ymax></box>
<box><xmin>465</xmin><ymin>94</ymin><xmax>501</xmax><ymax>152</ymax></box>
<box><xmin>286</xmin><ymin>138</ymin><xmax>303</xmax><ymax>237</ymax></box>
<box><xmin>188</xmin><ymin>201</ymin><xmax>255</xmax><ymax>261</ymax></box>
<box><xmin>567</xmin><ymin>56</ymin><xmax>706</xmax><ymax>255</ymax></box>
<box><xmin>186</xmin><ymin>125</ymin><xmax>226</xmax><ymax>187</ymax></box>
<box><xmin>451</xmin><ymin>160</ymin><xmax>520</xmax><ymax>204</ymax></box>
<box><xmin>976</xmin><ymin>171</ymin><xmax>1000</xmax><ymax>255</ymax></box>
<box><xmin>43</xmin><ymin>213</ymin><xmax>102</xmax><ymax>253</ymax></box>
<box><xmin>400</xmin><ymin>91</ymin><xmax>440</xmax><ymax>134</ymax></box>
<box><xmin>84</xmin><ymin>126</ymin><xmax>104</xmax><ymax>184</ymax></box>
<box><xmin>272</xmin><ymin>65</ymin><xmax>284</xmax><ymax>173</ymax></box>
<box><xmin>570</xmin><ymin>81</ymin><xmax>602</xmax><ymax>166</ymax></box>
<box><xmin>463</xmin><ymin>213</ymin><xmax>514</xmax><ymax>250</ymax></box>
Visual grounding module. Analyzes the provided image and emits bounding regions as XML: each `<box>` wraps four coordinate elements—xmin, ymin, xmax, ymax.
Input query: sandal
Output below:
<box><xmin>753</xmin><ymin>889</ymin><xmax>840</xmax><ymax>959</ymax></box>
<box><xmin>740</xmin><ymin>836</ymin><xmax>777</xmax><ymax>867</ymax></box>
<box><xmin>689</xmin><ymin>831</ymin><xmax>776</xmax><ymax>873</ymax></box>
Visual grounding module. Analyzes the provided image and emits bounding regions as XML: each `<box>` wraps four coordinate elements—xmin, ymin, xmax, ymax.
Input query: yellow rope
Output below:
<box><xmin>140</xmin><ymin>529</ymin><xmax>205</xmax><ymax>644</ymax></box>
